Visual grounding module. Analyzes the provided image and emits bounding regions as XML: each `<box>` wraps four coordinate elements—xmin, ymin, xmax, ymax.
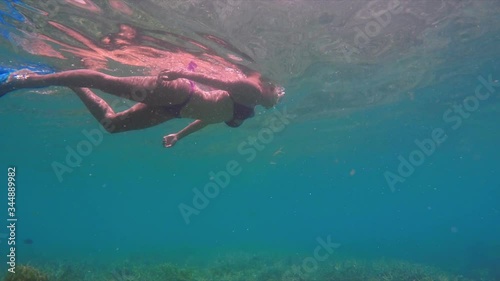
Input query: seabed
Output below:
<box><xmin>3</xmin><ymin>253</ymin><xmax>494</xmax><ymax>281</ymax></box>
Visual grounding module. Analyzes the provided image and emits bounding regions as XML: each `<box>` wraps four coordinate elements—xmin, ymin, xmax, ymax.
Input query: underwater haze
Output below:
<box><xmin>0</xmin><ymin>0</ymin><xmax>500</xmax><ymax>280</ymax></box>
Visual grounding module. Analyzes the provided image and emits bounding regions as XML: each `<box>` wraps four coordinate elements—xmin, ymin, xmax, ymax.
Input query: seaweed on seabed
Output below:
<box><xmin>52</xmin><ymin>264</ymin><xmax>85</xmax><ymax>281</ymax></box>
<box><xmin>156</xmin><ymin>263</ymin><xmax>196</xmax><ymax>281</ymax></box>
<box><xmin>110</xmin><ymin>266</ymin><xmax>137</xmax><ymax>281</ymax></box>
<box><xmin>4</xmin><ymin>265</ymin><xmax>48</xmax><ymax>281</ymax></box>
<box><xmin>316</xmin><ymin>259</ymin><xmax>474</xmax><ymax>281</ymax></box>
<box><xmin>208</xmin><ymin>253</ymin><xmax>261</xmax><ymax>278</ymax></box>
<box><xmin>206</xmin><ymin>254</ymin><xmax>288</xmax><ymax>281</ymax></box>
<box><xmin>255</xmin><ymin>267</ymin><xmax>284</xmax><ymax>281</ymax></box>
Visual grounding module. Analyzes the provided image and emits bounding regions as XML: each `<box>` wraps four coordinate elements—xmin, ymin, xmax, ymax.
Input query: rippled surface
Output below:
<box><xmin>3</xmin><ymin>0</ymin><xmax>499</xmax><ymax>118</ymax></box>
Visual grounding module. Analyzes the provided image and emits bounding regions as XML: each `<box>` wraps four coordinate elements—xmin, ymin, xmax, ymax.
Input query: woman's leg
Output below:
<box><xmin>2</xmin><ymin>69</ymin><xmax>165</xmax><ymax>104</ymax></box>
<box><xmin>72</xmin><ymin>87</ymin><xmax>174</xmax><ymax>133</ymax></box>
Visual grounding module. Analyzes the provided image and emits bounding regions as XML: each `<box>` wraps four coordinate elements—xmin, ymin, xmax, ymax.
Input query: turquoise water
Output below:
<box><xmin>1</xmin><ymin>0</ymin><xmax>499</xmax><ymax>280</ymax></box>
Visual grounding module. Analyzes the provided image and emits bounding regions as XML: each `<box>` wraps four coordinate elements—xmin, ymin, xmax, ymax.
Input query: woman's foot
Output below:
<box><xmin>0</xmin><ymin>69</ymin><xmax>38</xmax><ymax>98</ymax></box>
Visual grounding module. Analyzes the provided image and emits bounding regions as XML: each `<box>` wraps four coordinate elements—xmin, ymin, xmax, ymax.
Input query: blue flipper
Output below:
<box><xmin>0</xmin><ymin>73</ymin><xmax>10</xmax><ymax>83</ymax></box>
<box><xmin>0</xmin><ymin>67</ymin><xmax>16</xmax><ymax>79</ymax></box>
<box><xmin>0</xmin><ymin>67</ymin><xmax>16</xmax><ymax>98</ymax></box>
<box><xmin>0</xmin><ymin>65</ymin><xmax>55</xmax><ymax>98</ymax></box>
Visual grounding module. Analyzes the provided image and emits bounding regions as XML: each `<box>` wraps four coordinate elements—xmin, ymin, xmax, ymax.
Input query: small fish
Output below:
<box><xmin>273</xmin><ymin>147</ymin><xmax>284</xmax><ymax>156</ymax></box>
<box><xmin>23</xmin><ymin>238</ymin><xmax>33</xmax><ymax>244</ymax></box>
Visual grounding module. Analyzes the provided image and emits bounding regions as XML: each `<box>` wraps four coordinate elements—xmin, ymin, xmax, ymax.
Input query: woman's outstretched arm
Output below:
<box><xmin>159</xmin><ymin>70</ymin><xmax>233</xmax><ymax>91</ymax></box>
<box><xmin>163</xmin><ymin>119</ymin><xmax>209</xmax><ymax>147</ymax></box>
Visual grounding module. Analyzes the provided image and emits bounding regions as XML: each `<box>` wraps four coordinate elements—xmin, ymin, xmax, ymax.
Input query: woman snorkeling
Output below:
<box><xmin>0</xmin><ymin>67</ymin><xmax>284</xmax><ymax>147</ymax></box>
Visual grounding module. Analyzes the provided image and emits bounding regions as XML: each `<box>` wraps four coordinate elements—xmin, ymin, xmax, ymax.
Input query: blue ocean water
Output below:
<box><xmin>0</xmin><ymin>0</ymin><xmax>499</xmax><ymax>280</ymax></box>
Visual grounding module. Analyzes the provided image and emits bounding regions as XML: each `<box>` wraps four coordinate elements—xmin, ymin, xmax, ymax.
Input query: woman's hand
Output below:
<box><xmin>163</xmin><ymin>134</ymin><xmax>178</xmax><ymax>148</ymax></box>
<box><xmin>158</xmin><ymin>70</ymin><xmax>184</xmax><ymax>81</ymax></box>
